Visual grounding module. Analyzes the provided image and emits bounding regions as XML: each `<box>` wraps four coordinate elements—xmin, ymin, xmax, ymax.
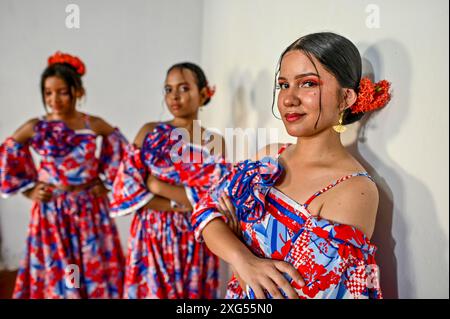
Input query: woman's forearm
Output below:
<box><xmin>201</xmin><ymin>218</ymin><xmax>254</xmax><ymax>266</ymax></box>
<box><xmin>152</xmin><ymin>180</ymin><xmax>193</xmax><ymax>208</ymax></box>
<box><xmin>143</xmin><ymin>195</ymin><xmax>175</xmax><ymax>211</ymax></box>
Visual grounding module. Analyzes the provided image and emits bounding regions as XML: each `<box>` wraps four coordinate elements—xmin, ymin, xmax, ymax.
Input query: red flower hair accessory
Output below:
<box><xmin>48</xmin><ymin>51</ymin><xmax>86</xmax><ymax>76</ymax></box>
<box><xmin>351</xmin><ymin>77</ymin><xmax>391</xmax><ymax>114</ymax></box>
<box><xmin>205</xmin><ymin>82</ymin><xmax>216</xmax><ymax>99</ymax></box>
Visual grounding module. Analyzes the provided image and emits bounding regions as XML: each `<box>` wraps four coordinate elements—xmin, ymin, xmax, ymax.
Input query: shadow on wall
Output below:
<box><xmin>218</xmin><ymin>67</ymin><xmax>275</xmax><ymax>296</ymax></box>
<box><xmin>228</xmin><ymin>67</ymin><xmax>278</xmax><ymax>162</ymax></box>
<box><xmin>348</xmin><ymin>39</ymin><xmax>448</xmax><ymax>298</ymax></box>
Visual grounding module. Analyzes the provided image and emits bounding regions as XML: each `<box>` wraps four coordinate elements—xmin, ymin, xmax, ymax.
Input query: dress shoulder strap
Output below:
<box><xmin>304</xmin><ymin>172</ymin><xmax>373</xmax><ymax>207</ymax></box>
<box><xmin>81</xmin><ymin>113</ymin><xmax>92</xmax><ymax>129</ymax></box>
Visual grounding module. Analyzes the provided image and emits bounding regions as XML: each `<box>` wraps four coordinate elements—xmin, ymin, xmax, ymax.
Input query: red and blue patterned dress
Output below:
<box><xmin>193</xmin><ymin>144</ymin><xmax>383</xmax><ymax>299</ymax></box>
<box><xmin>0</xmin><ymin>115</ymin><xmax>126</xmax><ymax>298</ymax></box>
<box><xmin>110</xmin><ymin>122</ymin><xmax>230</xmax><ymax>299</ymax></box>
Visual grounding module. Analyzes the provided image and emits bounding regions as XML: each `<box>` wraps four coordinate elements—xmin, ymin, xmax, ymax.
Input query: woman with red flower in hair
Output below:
<box><xmin>110</xmin><ymin>62</ymin><xmax>229</xmax><ymax>298</ymax></box>
<box><xmin>0</xmin><ymin>52</ymin><xmax>126</xmax><ymax>298</ymax></box>
<box><xmin>192</xmin><ymin>32</ymin><xmax>391</xmax><ymax>299</ymax></box>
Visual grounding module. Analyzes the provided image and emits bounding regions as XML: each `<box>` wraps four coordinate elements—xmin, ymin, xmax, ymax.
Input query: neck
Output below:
<box><xmin>170</xmin><ymin>114</ymin><xmax>199</xmax><ymax>131</ymax></box>
<box><xmin>169</xmin><ymin>114</ymin><xmax>202</xmax><ymax>143</ymax></box>
<box><xmin>292</xmin><ymin>128</ymin><xmax>348</xmax><ymax>166</ymax></box>
<box><xmin>48</xmin><ymin>108</ymin><xmax>78</xmax><ymax>122</ymax></box>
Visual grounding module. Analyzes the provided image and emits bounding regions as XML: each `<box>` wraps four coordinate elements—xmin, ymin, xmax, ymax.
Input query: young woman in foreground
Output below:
<box><xmin>192</xmin><ymin>32</ymin><xmax>391</xmax><ymax>299</ymax></box>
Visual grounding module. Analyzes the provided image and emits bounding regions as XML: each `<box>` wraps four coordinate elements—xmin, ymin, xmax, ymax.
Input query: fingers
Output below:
<box><xmin>91</xmin><ymin>184</ymin><xmax>109</xmax><ymax>198</ymax></box>
<box><xmin>248</xmin><ymin>284</ymin><xmax>266</xmax><ymax>300</ymax></box>
<box><xmin>175</xmin><ymin>205</ymin><xmax>191</xmax><ymax>212</ymax></box>
<box><xmin>249</xmin><ymin>260</ymin><xmax>302</xmax><ymax>299</ymax></box>
<box><xmin>259</xmin><ymin>277</ymin><xmax>285</xmax><ymax>299</ymax></box>
<box><xmin>218</xmin><ymin>196</ymin><xmax>227</xmax><ymax>213</ymax></box>
<box><xmin>219</xmin><ymin>194</ymin><xmax>240</xmax><ymax>234</ymax></box>
<box><xmin>37</xmin><ymin>183</ymin><xmax>52</xmax><ymax>202</ymax></box>
<box><xmin>218</xmin><ymin>197</ymin><xmax>233</xmax><ymax>222</ymax></box>
<box><xmin>269</xmin><ymin>268</ymin><xmax>298</xmax><ymax>299</ymax></box>
<box><xmin>274</xmin><ymin>261</ymin><xmax>305</xmax><ymax>288</ymax></box>
<box><xmin>222</xmin><ymin>194</ymin><xmax>235</xmax><ymax>214</ymax></box>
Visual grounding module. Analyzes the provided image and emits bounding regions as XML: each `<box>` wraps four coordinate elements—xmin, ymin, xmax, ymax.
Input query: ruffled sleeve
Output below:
<box><xmin>99</xmin><ymin>128</ymin><xmax>129</xmax><ymax>189</ymax></box>
<box><xmin>0</xmin><ymin>137</ymin><xmax>38</xmax><ymax>198</ymax></box>
<box><xmin>176</xmin><ymin>144</ymin><xmax>232</xmax><ymax>207</ymax></box>
<box><xmin>141</xmin><ymin>124</ymin><xmax>232</xmax><ymax>208</ymax></box>
<box><xmin>192</xmin><ymin>156</ymin><xmax>282</xmax><ymax>242</ymax></box>
<box><xmin>109</xmin><ymin>143</ymin><xmax>153</xmax><ymax>217</ymax></box>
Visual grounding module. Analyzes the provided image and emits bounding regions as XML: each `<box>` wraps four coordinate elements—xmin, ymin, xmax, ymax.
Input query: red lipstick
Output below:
<box><xmin>285</xmin><ymin>113</ymin><xmax>304</xmax><ymax>123</ymax></box>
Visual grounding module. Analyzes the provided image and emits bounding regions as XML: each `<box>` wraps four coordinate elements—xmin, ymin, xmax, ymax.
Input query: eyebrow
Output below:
<box><xmin>278</xmin><ymin>72</ymin><xmax>320</xmax><ymax>81</ymax></box>
<box><xmin>44</xmin><ymin>87</ymin><xmax>69</xmax><ymax>91</ymax></box>
<box><xmin>164</xmin><ymin>82</ymin><xmax>190</xmax><ymax>87</ymax></box>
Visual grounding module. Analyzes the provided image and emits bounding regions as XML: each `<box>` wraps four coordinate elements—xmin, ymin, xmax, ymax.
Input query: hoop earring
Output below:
<box><xmin>333</xmin><ymin>112</ymin><xmax>347</xmax><ymax>133</ymax></box>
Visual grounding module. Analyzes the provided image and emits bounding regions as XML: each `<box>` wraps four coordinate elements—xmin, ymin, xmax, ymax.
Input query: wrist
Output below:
<box><xmin>229</xmin><ymin>246</ymin><xmax>254</xmax><ymax>268</ymax></box>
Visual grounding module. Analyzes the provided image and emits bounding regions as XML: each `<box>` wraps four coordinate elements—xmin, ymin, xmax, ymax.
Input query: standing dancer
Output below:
<box><xmin>0</xmin><ymin>52</ymin><xmax>126</xmax><ymax>298</ymax></box>
<box><xmin>111</xmin><ymin>62</ymin><xmax>229</xmax><ymax>298</ymax></box>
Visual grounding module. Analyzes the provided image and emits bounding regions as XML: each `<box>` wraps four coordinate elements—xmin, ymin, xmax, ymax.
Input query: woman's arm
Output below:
<box><xmin>10</xmin><ymin>119</ymin><xmax>53</xmax><ymax>201</ymax></box>
<box><xmin>146</xmin><ymin>175</ymin><xmax>193</xmax><ymax>209</ymax></box>
<box><xmin>86</xmin><ymin>115</ymin><xmax>115</xmax><ymax>136</ymax></box>
<box><xmin>11</xmin><ymin>118</ymin><xmax>39</xmax><ymax>144</ymax></box>
<box><xmin>142</xmin><ymin>194</ymin><xmax>190</xmax><ymax>212</ymax></box>
<box><xmin>201</xmin><ymin>218</ymin><xmax>304</xmax><ymax>299</ymax></box>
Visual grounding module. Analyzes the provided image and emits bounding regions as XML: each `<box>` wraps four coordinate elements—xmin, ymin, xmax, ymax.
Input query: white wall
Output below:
<box><xmin>200</xmin><ymin>0</ymin><xmax>449</xmax><ymax>298</ymax></box>
<box><xmin>0</xmin><ymin>0</ymin><xmax>204</xmax><ymax>270</ymax></box>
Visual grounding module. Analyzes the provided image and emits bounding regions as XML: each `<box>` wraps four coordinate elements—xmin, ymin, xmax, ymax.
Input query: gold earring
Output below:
<box><xmin>333</xmin><ymin>112</ymin><xmax>347</xmax><ymax>133</ymax></box>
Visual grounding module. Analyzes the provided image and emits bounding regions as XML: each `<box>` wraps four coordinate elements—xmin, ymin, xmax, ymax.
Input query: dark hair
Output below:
<box><xmin>272</xmin><ymin>32</ymin><xmax>363</xmax><ymax>125</ymax></box>
<box><xmin>167</xmin><ymin>62</ymin><xmax>211</xmax><ymax>106</ymax></box>
<box><xmin>40</xmin><ymin>63</ymin><xmax>84</xmax><ymax>109</ymax></box>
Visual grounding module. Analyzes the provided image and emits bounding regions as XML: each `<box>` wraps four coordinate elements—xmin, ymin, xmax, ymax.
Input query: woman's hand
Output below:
<box><xmin>90</xmin><ymin>182</ymin><xmax>109</xmax><ymax>198</ymax></box>
<box><xmin>23</xmin><ymin>182</ymin><xmax>53</xmax><ymax>202</ymax></box>
<box><xmin>232</xmin><ymin>252</ymin><xmax>305</xmax><ymax>299</ymax></box>
<box><xmin>230</xmin><ymin>265</ymin><xmax>248</xmax><ymax>291</ymax></box>
<box><xmin>218</xmin><ymin>193</ymin><xmax>241</xmax><ymax>237</ymax></box>
<box><xmin>172</xmin><ymin>204</ymin><xmax>192</xmax><ymax>213</ymax></box>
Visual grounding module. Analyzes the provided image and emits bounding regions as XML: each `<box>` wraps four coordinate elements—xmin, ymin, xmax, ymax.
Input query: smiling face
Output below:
<box><xmin>164</xmin><ymin>67</ymin><xmax>207</xmax><ymax>119</ymax></box>
<box><xmin>44</xmin><ymin>76</ymin><xmax>80</xmax><ymax>116</ymax></box>
<box><xmin>277</xmin><ymin>50</ymin><xmax>349</xmax><ymax>138</ymax></box>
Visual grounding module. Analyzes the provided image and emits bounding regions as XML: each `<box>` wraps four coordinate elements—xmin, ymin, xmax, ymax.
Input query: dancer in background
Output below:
<box><xmin>0</xmin><ymin>52</ymin><xmax>126</xmax><ymax>298</ymax></box>
<box><xmin>111</xmin><ymin>62</ymin><xmax>229</xmax><ymax>298</ymax></box>
<box><xmin>193</xmin><ymin>32</ymin><xmax>391</xmax><ymax>299</ymax></box>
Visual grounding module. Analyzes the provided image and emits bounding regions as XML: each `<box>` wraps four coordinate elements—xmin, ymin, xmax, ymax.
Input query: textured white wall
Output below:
<box><xmin>199</xmin><ymin>0</ymin><xmax>449</xmax><ymax>298</ymax></box>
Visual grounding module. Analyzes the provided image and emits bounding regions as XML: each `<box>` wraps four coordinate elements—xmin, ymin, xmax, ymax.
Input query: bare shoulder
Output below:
<box><xmin>252</xmin><ymin>143</ymin><xmax>286</xmax><ymax>161</ymax></box>
<box><xmin>134</xmin><ymin>122</ymin><xmax>158</xmax><ymax>148</ymax></box>
<box><xmin>320</xmin><ymin>175</ymin><xmax>379</xmax><ymax>239</ymax></box>
<box><xmin>11</xmin><ymin>118</ymin><xmax>40</xmax><ymax>143</ymax></box>
<box><xmin>85</xmin><ymin>114</ymin><xmax>115</xmax><ymax>136</ymax></box>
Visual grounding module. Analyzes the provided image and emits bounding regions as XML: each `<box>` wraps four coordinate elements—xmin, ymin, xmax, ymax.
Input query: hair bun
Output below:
<box><xmin>48</xmin><ymin>51</ymin><xmax>86</xmax><ymax>76</ymax></box>
<box><xmin>351</xmin><ymin>77</ymin><xmax>391</xmax><ymax>114</ymax></box>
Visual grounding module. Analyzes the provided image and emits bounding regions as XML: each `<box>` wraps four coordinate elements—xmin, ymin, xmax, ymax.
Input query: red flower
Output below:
<box><xmin>351</xmin><ymin>77</ymin><xmax>391</xmax><ymax>114</ymax></box>
<box><xmin>48</xmin><ymin>51</ymin><xmax>86</xmax><ymax>76</ymax></box>
<box><xmin>205</xmin><ymin>82</ymin><xmax>216</xmax><ymax>98</ymax></box>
